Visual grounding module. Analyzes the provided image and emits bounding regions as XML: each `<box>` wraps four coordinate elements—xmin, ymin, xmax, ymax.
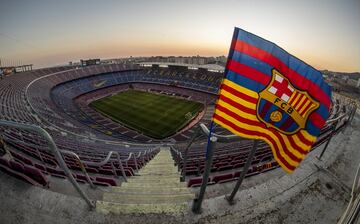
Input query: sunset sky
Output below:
<box><xmin>0</xmin><ymin>0</ymin><xmax>359</xmax><ymax>72</ymax></box>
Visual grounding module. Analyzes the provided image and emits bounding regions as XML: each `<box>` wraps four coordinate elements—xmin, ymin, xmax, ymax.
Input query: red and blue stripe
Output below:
<box><xmin>223</xmin><ymin>27</ymin><xmax>331</xmax><ymax>136</ymax></box>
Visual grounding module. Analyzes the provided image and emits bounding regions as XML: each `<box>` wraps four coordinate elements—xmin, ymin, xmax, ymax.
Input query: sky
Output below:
<box><xmin>0</xmin><ymin>0</ymin><xmax>359</xmax><ymax>72</ymax></box>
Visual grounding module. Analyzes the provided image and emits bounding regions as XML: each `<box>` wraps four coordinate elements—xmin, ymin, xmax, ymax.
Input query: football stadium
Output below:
<box><xmin>1</xmin><ymin>1</ymin><xmax>360</xmax><ymax>224</ymax></box>
<box><xmin>0</xmin><ymin>61</ymin><xmax>359</xmax><ymax>223</ymax></box>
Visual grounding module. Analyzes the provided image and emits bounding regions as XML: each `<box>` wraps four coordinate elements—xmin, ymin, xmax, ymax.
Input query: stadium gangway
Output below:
<box><xmin>0</xmin><ymin>120</ymin><xmax>156</xmax><ymax>210</ymax></box>
<box><xmin>82</xmin><ymin>148</ymin><xmax>159</xmax><ymax>180</ymax></box>
<box><xmin>0</xmin><ymin>120</ymin><xmax>96</xmax><ymax>209</ymax></box>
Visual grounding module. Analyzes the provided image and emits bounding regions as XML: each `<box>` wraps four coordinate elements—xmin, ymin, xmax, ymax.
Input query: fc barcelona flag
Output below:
<box><xmin>213</xmin><ymin>27</ymin><xmax>332</xmax><ymax>173</ymax></box>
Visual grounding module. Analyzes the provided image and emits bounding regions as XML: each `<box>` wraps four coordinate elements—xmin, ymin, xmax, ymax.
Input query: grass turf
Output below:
<box><xmin>89</xmin><ymin>90</ymin><xmax>204</xmax><ymax>139</ymax></box>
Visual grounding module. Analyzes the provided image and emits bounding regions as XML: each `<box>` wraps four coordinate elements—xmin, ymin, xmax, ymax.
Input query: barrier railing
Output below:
<box><xmin>60</xmin><ymin>150</ymin><xmax>96</xmax><ymax>188</ymax></box>
<box><xmin>83</xmin><ymin>150</ymin><xmax>129</xmax><ymax>182</ymax></box>
<box><xmin>4</xmin><ymin>132</ymin><xmax>154</xmax><ymax>183</ymax></box>
<box><xmin>172</xmin><ymin>99</ymin><xmax>356</xmax><ymax>213</ymax></box>
<box><xmin>0</xmin><ymin>120</ymin><xmax>96</xmax><ymax>209</ymax></box>
<box><xmin>0</xmin><ymin>120</ymin><xmax>159</xmax><ymax>209</ymax></box>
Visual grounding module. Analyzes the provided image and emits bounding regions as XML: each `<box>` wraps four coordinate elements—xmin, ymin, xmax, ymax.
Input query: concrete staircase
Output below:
<box><xmin>96</xmin><ymin>148</ymin><xmax>193</xmax><ymax>214</ymax></box>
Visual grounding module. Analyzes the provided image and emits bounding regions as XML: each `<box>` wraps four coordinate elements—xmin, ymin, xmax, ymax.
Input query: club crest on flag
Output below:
<box><xmin>257</xmin><ymin>69</ymin><xmax>319</xmax><ymax>135</ymax></box>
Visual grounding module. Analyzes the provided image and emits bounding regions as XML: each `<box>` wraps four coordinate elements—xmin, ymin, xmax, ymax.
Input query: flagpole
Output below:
<box><xmin>192</xmin><ymin>135</ymin><xmax>217</xmax><ymax>213</ymax></box>
<box><xmin>225</xmin><ymin>139</ymin><xmax>259</xmax><ymax>204</ymax></box>
<box><xmin>192</xmin><ymin>27</ymin><xmax>238</xmax><ymax>213</ymax></box>
<box><xmin>205</xmin><ymin>121</ymin><xmax>215</xmax><ymax>159</ymax></box>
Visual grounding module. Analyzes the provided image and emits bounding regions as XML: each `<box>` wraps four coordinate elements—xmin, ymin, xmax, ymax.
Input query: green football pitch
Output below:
<box><xmin>89</xmin><ymin>90</ymin><xmax>204</xmax><ymax>139</ymax></box>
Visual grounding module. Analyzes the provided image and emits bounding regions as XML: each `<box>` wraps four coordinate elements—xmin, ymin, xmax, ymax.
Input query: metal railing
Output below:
<box><xmin>83</xmin><ymin>150</ymin><xmax>130</xmax><ymax>182</ymax></box>
<box><xmin>2</xmin><ymin>132</ymin><xmax>150</xmax><ymax>183</ymax></box>
<box><xmin>173</xmin><ymin>99</ymin><xmax>357</xmax><ymax>213</ymax></box>
<box><xmin>0</xmin><ymin>120</ymin><xmax>96</xmax><ymax>209</ymax></box>
<box><xmin>60</xmin><ymin>150</ymin><xmax>96</xmax><ymax>189</ymax></box>
<box><xmin>4</xmin><ymin>130</ymin><xmax>154</xmax><ymax>183</ymax></box>
<box><xmin>0</xmin><ymin>120</ymin><xmax>159</xmax><ymax>210</ymax></box>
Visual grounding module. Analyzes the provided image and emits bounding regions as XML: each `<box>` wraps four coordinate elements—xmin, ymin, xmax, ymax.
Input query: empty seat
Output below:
<box><xmin>46</xmin><ymin>167</ymin><xmax>66</xmax><ymax>178</ymax></box>
<box><xmin>75</xmin><ymin>178</ymin><xmax>87</xmax><ymax>184</ymax></box>
<box><xmin>69</xmin><ymin>164</ymin><xmax>82</xmax><ymax>171</ymax></box>
<box><xmin>98</xmin><ymin>168</ymin><xmax>115</xmax><ymax>176</ymax></box>
<box><xmin>187</xmin><ymin>177</ymin><xmax>212</xmax><ymax>187</ymax></box>
<box><xmin>95</xmin><ymin>177</ymin><xmax>117</xmax><ymax>186</ymax></box>
<box><xmin>9</xmin><ymin>160</ymin><xmax>24</xmax><ymax>173</ymax></box>
<box><xmin>85</xmin><ymin>167</ymin><xmax>98</xmax><ymax>173</ymax></box>
<box><xmin>0</xmin><ymin>157</ymin><xmax>9</xmax><ymax>167</ymax></box>
<box><xmin>115</xmin><ymin>168</ymin><xmax>134</xmax><ymax>177</ymax></box>
<box><xmin>93</xmin><ymin>181</ymin><xmax>111</xmax><ymax>187</ymax></box>
<box><xmin>10</xmin><ymin>152</ymin><xmax>34</xmax><ymax>166</ymax></box>
<box><xmin>184</xmin><ymin>168</ymin><xmax>198</xmax><ymax>176</ymax></box>
<box><xmin>0</xmin><ymin>164</ymin><xmax>40</xmax><ymax>186</ymax></box>
<box><xmin>76</xmin><ymin>174</ymin><xmax>94</xmax><ymax>182</ymax></box>
<box><xmin>34</xmin><ymin>163</ymin><xmax>48</xmax><ymax>174</ymax></box>
<box><xmin>23</xmin><ymin>164</ymin><xmax>49</xmax><ymax>187</ymax></box>
<box><xmin>216</xmin><ymin>164</ymin><xmax>233</xmax><ymax>172</ymax></box>
<box><xmin>187</xmin><ymin>177</ymin><xmax>203</xmax><ymax>187</ymax></box>
<box><xmin>212</xmin><ymin>173</ymin><xmax>234</xmax><ymax>184</ymax></box>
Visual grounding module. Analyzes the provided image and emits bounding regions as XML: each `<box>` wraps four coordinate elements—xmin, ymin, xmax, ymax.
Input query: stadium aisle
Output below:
<box><xmin>96</xmin><ymin>148</ymin><xmax>193</xmax><ymax>214</ymax></box>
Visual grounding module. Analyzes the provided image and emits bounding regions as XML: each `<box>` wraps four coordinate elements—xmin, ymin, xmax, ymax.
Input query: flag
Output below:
<box><xmin>213</xmin><ymin>27</ymin><xmax>332</xmax><ymax>173</ymax></box>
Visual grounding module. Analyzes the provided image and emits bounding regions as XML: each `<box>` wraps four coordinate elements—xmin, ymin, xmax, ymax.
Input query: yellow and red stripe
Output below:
<box><xmin>213</xmin><ymin>79</ymin><xmax>316</xmax><ymax>173</ymax></box>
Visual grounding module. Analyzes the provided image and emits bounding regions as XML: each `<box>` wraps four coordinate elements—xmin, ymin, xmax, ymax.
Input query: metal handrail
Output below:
<box><xmin>60</xmin><ymin>150</ymin><xmax>96</xmax><ymax>188</ymax></box>
<box><xmin>2</xmin><ymin>131</ymin><xmax>157</xmax><ymax>182</ymax></box>
<box><xmin>133</xmin><ymin>153</ymin><xmax>139</xmax><ymax>172</ymax></box>
<box><xmin>124</xmin><ymin>152</ymin><xmax>133</xmax><ymax>162</ymax></box>
<box><xmin>0</xmin><ymin>120</ymin><xmax>96</xmax><ymax>209</ymax></box>
<box><xmin>3</xmin><ymin>134</ymin><xmax>47</xmax><ymax>164</ymax></box>
<box><xmin>170</xmin><ymin>146</ymin><xmax>183</xmax><ymax>172</ymax></box>
<box><xmin>199</xmin><ymin>123</ymin><xmax>237</xmax><ymax>140</ymax></box>
<box><xmin>3</xmin><ymin>134</ymin><xmax>129</xmax><ymax>182</ymax></box>
<box><xmin>326</xmin><ymin>113</ymin><xmax>347</xmax><ymax>124</ymax></box>
<box><xmin>82</xmin><ymin>150</ymin><xmax>128</xmax><ymax>182</ymax></box>
<box><xmin>123</xmin><ymin>152</ymin><xmax>135</xmax><ymax>171</ymax></box>
<box><xmin>136</xmin><ymin>152</ymin><xmax>142</xmax><ymax>165</ymax></box>
<box><xmin>170</xmin><ymin>146</ymin><xmax>183</xmax><ymax>160</ymax></box>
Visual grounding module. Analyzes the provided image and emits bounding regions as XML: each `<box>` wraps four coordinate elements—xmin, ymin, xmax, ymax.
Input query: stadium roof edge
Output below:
<box><xmin>137</xmin><ymin>62</ymin><xmax>225</xmax><ymax>73</ymax></box>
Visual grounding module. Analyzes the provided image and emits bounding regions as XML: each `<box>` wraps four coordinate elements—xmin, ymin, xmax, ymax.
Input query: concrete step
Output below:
<box><xmin>143</xmin><ymin>166</ymin><xmax>177</xmax><ymax>170</ymax></box>
<box><xmin>97</xmin><ymin>201</ymin><xmax>189</xmax><ymax>214</ymax></box>
<box><xmin>137</xmin><ymin>173</ymin><xmax>180</xmax><ymax>178</ymax></box>
<box><xmin>98</xmin><ymin>148</ymin><xmax>192</xmax><ymax>214</ymax></box>
<box><xmin>127</xmin><ymin>177</ymin><xmax>179</xmax><ymax>183</ymax></box>
<box><xmin>111</xmin><ymin>186</ymin><xmax>191</xmax><ymax>194</ymax></box>
<box><xmin>121</xmin><ymin>181</ymin><xmax>186</xmax><ymax>188</ymax></box>
<box><xmin>102</xmin><ymin>192</ymin><xmax>193</xmax><ymax>204</ymax></box>
<box><xmin>147</xmin><ymin>162</ymin><xmax>174</xmax><ymax>165</ymax></box>
<box><xmin>138</xmin><ymin>170</ymin><xmax>180</xmax><ymax>175</ymax></box>
<box><xmin>146</xmin><ymin>164</ymin><xmax>175</xmax><ymax>167</ymax></box>
<box><xmin>137</xmin><ymin>171</ymin><xmax>179</xmax><ymax>175</ymax></box>
<box><xmin>139</xmin><ymin>170</ymin><xmax>179</xmax><ymax>174</ymax></box>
